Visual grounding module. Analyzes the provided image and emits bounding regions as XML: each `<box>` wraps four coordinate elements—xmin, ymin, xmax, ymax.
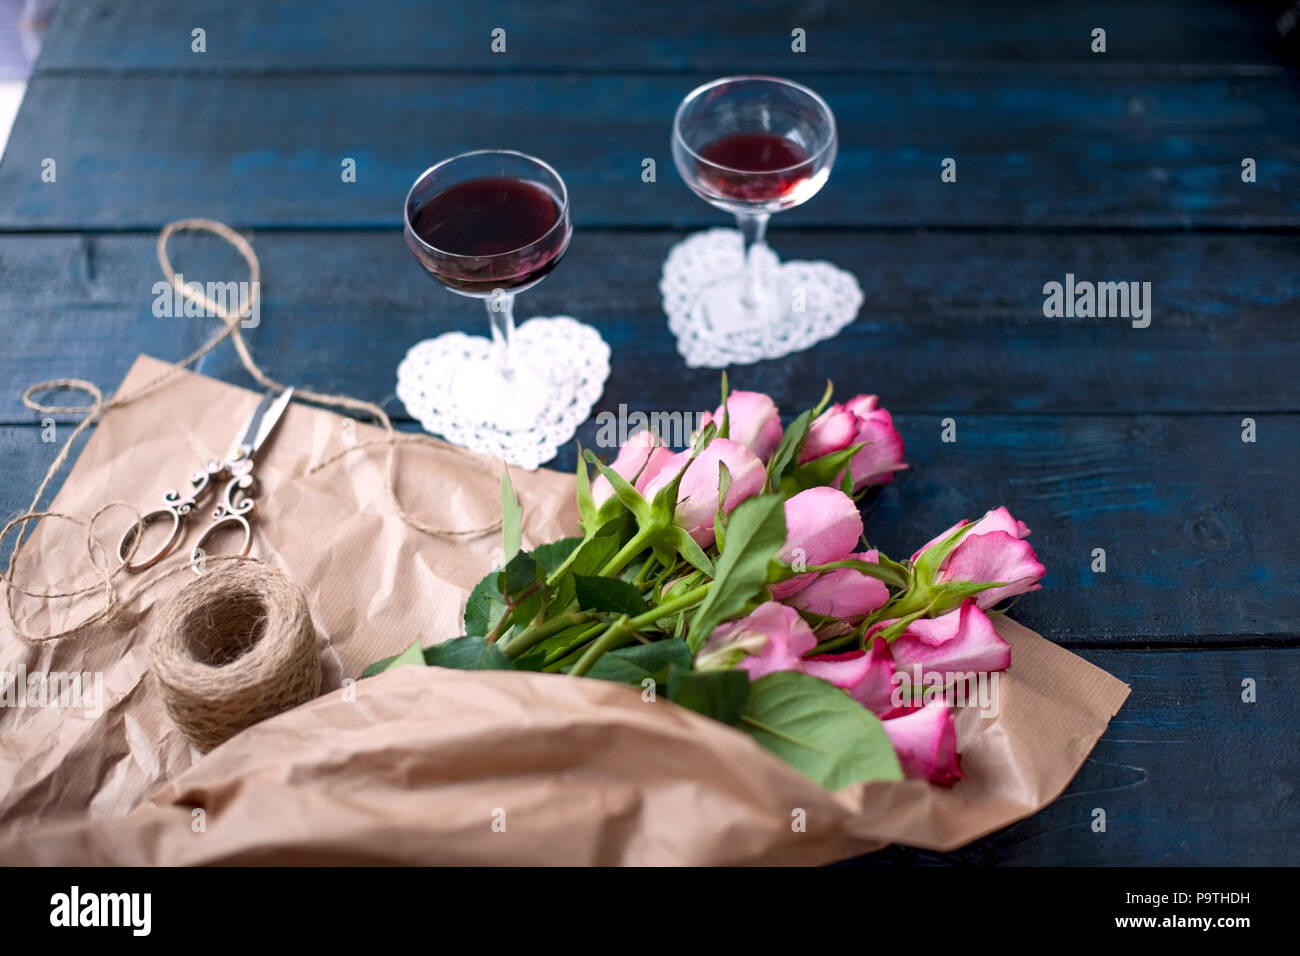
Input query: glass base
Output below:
<box><xmin>661</xmin><ymin>228</ymin><xmax>865</xmax><ymax>368</ymax></box>
<box><xmin>396</xmin><ymin>316</ymin><xmax>611</xmax><ymax>470</ymax></box>
<box><xmin>447</xmin><ymin>354</ymin><xmax>553</xmax><ymax>433</ymax></box>
<box><xmin>692</xmin><ymin>245</ymin><xmax>787</xmax><ymax>335</ymax></box>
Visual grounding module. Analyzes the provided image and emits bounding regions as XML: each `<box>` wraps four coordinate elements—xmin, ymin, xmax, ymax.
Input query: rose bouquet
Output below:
<box><xmin>365</xmin><ymin>379</ymin><xmax>1046</xmax><ymax>790</ymax></box>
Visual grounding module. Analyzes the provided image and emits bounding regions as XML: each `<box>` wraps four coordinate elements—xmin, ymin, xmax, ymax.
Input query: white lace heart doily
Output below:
<box><xmin>660</xmin><ymin>228</ymin><xmax>864</xmax><ymax>368</ymax></box>
<box><xmin>396</xmin><ymin>316</ymin><xmax>610</xmax><ymax>470</ymax></box>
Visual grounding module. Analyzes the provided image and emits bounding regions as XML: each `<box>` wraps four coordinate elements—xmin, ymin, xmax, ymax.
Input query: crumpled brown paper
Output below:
<box><xmin>0</xmin><ymin>356</ymin><xmax>1129</xmax><ymax>865</ymax></box>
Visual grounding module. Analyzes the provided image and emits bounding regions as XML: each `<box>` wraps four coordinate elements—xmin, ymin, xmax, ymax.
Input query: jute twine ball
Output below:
<box><xmin>148</xmin><ymin>562</ymin><xmax>322</xmax><ymax>751</ymax></box>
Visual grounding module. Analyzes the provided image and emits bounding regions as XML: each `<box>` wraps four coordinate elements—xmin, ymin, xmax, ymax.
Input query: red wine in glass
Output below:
<box><xmin>407</xmin><ymin>177</ymin><xmax>569</xmax><ymax>295</ymax></box>
<box><xmin>697</xmin><ymin>132</ymin><xmax>813</xmax><ymax>202</ymax></box>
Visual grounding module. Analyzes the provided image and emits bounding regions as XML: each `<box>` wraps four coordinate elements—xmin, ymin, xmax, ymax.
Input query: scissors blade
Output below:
<box><xmin>233</xmin><ymin>386</ymin><xmax>294</xmax><ymax>459</ymax></box>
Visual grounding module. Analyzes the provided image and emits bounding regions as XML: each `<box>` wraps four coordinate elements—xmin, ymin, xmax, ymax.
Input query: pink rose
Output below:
<box><xmin>697</xmin><ymin>602</ymin><xmax>816</xmax><ymax>680</ymax></box>
<box><xmin>798</xmin><ymin>394</ymin><xmax>906</xmax><ymax>490</ymax></box>
<box><xmin>699</xmin><ymin>390</ymin><xmax>783</xmax><ymax>462</ymax></box>
<box><xmin>590</xmin><ymin>430</ymin><xmax>676</xmax><ymax>507</ymax></box>
<box><xmin>913</xmin><ymin>507</ymin><xmax>1045</xmax><ymax>609</ymax></box>
<box><xmin>881</xmin><ymin>700</ymin><xmax>964</xmax><ymax>786</ymax></box>
<box><xmin>802</xmin><ymin>637</ymin><xmax>899</xmax><ymax>716</ymax></box>
<box><xmin>641</xmin><ymin>438</ymin><xmax>765</xmax><ymax>548</ymax></box>
<box><xmin>910</xmin><ymin>506</ymin><xmax>1030</xmax><ymax>560</ymax></box>
<box><xmin>771</xmin><ymin>486</ymin><xmax>863</xmax><ymax>599</ymax></box>
<box><xmin>787</xmin><ymin>550</ymin><xmax>889</xmax><ymax>620</ymax></box>
<box><xmin>878</xmin><ymin>599</ymin><xmax>1011</xmax><ymax>676</ymax></box>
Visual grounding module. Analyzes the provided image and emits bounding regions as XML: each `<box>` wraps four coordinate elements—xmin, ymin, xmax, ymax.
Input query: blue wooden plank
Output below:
<box><xmin>34</xmin><ymin>0</ymin><xmax>1294</xmax><ymax>74</ymax></box>
<box><xmin>843</xmin><ymin>646</ymin><xmax>1298</xmax><ymax>865</ymax></box>
<box><xmin>3</xmin><ymin>230</ymin><xmax>1296</xmax><ymax>423</ymax></box>
<box><xmin>855</xmin><ymin>413</ymin><xmax>1300</xmax><ymax>644</ymax></box>
<box><xmin>0</xmin><ymin>234</ymin><xmax>220</xmax><ymax>422</ymax></box>
<box><xmin>1</xmin><ymin>72</ymin><xmax>1296</xmax><ymax>229</ymax></box>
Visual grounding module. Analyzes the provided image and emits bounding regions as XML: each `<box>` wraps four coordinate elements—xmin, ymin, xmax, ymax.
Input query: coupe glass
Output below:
<box><xmin>403</xmin><ymin>150</ymin><xmax>573</xmax><ymax>434</ymax></box>
<box><xmin>672</xmin><ymin>75</ymin><xmax>837</xmax><ymax>331</ymax></box>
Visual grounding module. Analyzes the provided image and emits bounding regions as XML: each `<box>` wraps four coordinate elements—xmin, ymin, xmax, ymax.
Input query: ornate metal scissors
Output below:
<box><xmin>118</xmin><ymin>387</ymin><xmax>294</xmax><ymax>572</ymax></box>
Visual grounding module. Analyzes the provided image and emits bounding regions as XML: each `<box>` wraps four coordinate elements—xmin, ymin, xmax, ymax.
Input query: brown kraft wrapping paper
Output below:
<box><xmin>0</xmin><ymin>355</ymin><xmax>1130</xmax><ymax>865</ymax></box>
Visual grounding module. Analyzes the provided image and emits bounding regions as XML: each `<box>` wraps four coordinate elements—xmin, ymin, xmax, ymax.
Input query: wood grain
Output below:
<box><xmin>2</xmin><ymin>230</ymin><xmax>1296</xmax><ymax>423</ymax></box>
<box><xmin>1</xmin><ymin>72</ymin><xmax>1296</xmax><ymax>229</ymax></box>
<box><xmin>846</xmin><ymin>647</ymin><xmax>1298</xmax><ymax>865</ymax></box>
<box><xmin>35</xmin><ymin>0</ymin><xmax>1294</xmax><ymax>74</ymax></box>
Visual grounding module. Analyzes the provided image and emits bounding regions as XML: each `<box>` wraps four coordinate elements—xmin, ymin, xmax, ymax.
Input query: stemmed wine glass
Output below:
<box><xmin>401</xmin><ymin>150</ymin><xmax>606</xmax><ymax>467</ymax></box>
<box><xmin>672</xmin><ymin>76</ymin><xmax>838</xmax><ymax>332</ymax></box>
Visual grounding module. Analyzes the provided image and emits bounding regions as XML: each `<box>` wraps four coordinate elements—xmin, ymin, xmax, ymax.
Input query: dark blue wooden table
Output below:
<box><xmin>0</xmin><ymin>0</ymin><xmax>1296</xmax><ymax>864</ymax></box>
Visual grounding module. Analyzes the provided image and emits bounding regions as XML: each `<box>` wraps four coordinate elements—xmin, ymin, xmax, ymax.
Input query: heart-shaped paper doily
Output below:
<box><xmin>396</xmin><ymin>316</ymin><xmax>610</xmax><ymax>470</ymax></box>
<box><xmin>660</xmin><ymin>228</ymin><xmax>864</xmax><ymax>368</ymax></box>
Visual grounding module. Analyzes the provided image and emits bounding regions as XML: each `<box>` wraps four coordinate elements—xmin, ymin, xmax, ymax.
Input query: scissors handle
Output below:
<box><xmin>119</xmin><ymin>464</ymin><xmax>220</xmax><ymax>574</ymax></box>
<box><xmin>192</xmin><ymin>513</ymin><xmax>253</xmax><ymax>561</ymax></box>
<box><xmin>118</xmin><ymin>507</ymin><xmax>186</xmax><ymax>572</ymax></box>
<box><xmin>190</xmin><ymin>467</ymin><xmax>258</xmax><ymax>562</ymax></box>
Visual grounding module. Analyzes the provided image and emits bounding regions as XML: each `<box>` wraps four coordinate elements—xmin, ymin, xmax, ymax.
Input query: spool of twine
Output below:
<box><xmin>148</xmin><ymin>561</ymin><xmax>322</xmax><ymax>751</ymax></box>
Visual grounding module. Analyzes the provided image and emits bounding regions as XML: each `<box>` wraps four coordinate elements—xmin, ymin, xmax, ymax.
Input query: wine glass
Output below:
<box><xmin>402</xmin><ymin>150</ymin><xmax>581</xmax><ymax>447</ymax></box>
<box><xmin>672</xmin><ymin>76</ymin><xmax>838</xmax><ymax>332</ymax></box>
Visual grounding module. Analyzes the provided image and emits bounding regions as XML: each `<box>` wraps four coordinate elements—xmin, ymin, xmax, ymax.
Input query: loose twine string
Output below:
<box><xmin>1</xmin><ymin>218</ymin><xmax>503</xmax><ymax>645</ymax></box>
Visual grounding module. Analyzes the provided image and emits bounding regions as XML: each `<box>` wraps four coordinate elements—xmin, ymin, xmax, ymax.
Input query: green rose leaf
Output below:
<box><xmin>360</xmin><ymin>638</ymin><xmax>427</xmax><ymax>677</ymax></box>
<box><xmin>501</xmin><ymin>467</ymin><xmax>522</xmax><ymax>565</ymax></box>
<box><xmin>687</xmin><ymin>493</ymin><xmax>787</xmax><ymax>651</ymax></box>
<box><xmin>424</xmin><ymin>635</ymin><xmax>514</xmax><ymax>671</ymax></box>
<box><xmin>740</xmin><ymin>671</ymin><xmax>903</xmax><ymax>790</ymax></box>
<box><xmin>911</xmin><ymin>520</ymin><xmax>976</xmax><ymax>580</ymax></box>
<box><xmin>781</xmin><ymin>441</ymin><xmax>865</xmax><ymax>493</ymax></box>
<box><xmin>549</xmin><ymin>534</ymin><xmax>620</xmax><ymax>612</ymax></box>
<box><xmin>464</xmin><ymin>569</ymin><xmax>507</xmax><ymax>636</ymax></box>
<box><xmin>713</xmin><ymin>461</ymin><xmax>732</xmax><ymax>552</ymax></box>
<box><xmin>532</xmin><ymin>536</ymin><xmax>584</xmax><ymax>575</ymax></box>
<box><xmin>666</xmin><ymin>525</ymin><xmax>715</xmax><ymax>576</ymax></box>
<box><xmin>666</xmin><ymin>663</ymin><xmax>749</xmax><ymax>725</ymax></box>
<box><xmin>510</xmin><ymin>622</ymin><xmax>599</xmax><ymax>671</ymax></box>
<box><xmin>500</xmin><ymin>551</ymin><xmax>539</xmax><ymax>599</ymax></box>
<box><xmin>584</xmin><ymin>639</ymin><xmax>692</xmax><ymax>685</ymax></box>
<box><xmin>765</xmin><ymin>409</ymin><xmax>812</xmax><ymax>491</ymax></box>
<box><xmin>765</xmin><ymin>381</ymin><xmax>832</xmax><ymax>491</ymax></box>
<box><xmin>584</xmin><ymin>449</ymin><xmax>652</xmax><ymax>525</ymax></box>
<box><xmin>573</xmin><ymin>574</ymin><xmax>650</xmax><ymax>617</ymax></box>
<box><xmin>718</xmin><ymin>371</ymin><xmax>731</xmax><ymax>440</ymax></box>
<box><xmin>575</xmin><ymin>446</ymin><xmax>598</xmax><ymax>532</ymax></box>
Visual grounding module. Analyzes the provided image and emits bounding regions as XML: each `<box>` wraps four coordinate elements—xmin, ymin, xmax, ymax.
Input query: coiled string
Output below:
<box><xmin>148</xmin><ymin>560</ymin><xmax>322</xmax><ymax>751</ymax></box>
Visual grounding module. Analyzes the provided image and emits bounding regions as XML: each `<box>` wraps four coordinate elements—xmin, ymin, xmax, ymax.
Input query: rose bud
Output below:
<box><xmin>590</xmin><ymin>430</ymin><xmax>676</xmax><ymax>507</ymax></box>
<box><xmin>802</xmin><ymin>637</ymin><xmax>899</xmax><ymax>716</ymax></box>
<box><xmin>787</xmin><ymin>550</ymin><xmax>890</xmax><ymax>620</ymax></box>
<box><xmin>877</xmin><ymin>599</ymin><xmax>1011</xmax><ymax>677</ymax></box>
<box><xmin>696</xmin><ymin>602</ymin><xmax>816</xmax><ymax>680</ymax></box>
<box><xmin>912</xmin><ymin>506</ymin><xmax>1046</xmax><ymax>609</ymax></box>
<box><xmin>798</xmin><ymin>394</ymin><xmax>907</xmax><ymax>490</ymax></box>
<box><xmin>698</xmin><ymin>390</ymin><xmax>783</xmax><ymax>462</ymax></box>
<box><xmin>881</xmin><ymin>699</ymin><xmax>964</xmax><ymax>786</ymax></box>
<box><xmin>770</xmin><ymin>486</ymin><xmax>864</xmax><ymax>599</ymax></box>
<box><xmin>641</xmin><ymin>438</ymin><xmax>765</xmax><ymax>548</ymax></box>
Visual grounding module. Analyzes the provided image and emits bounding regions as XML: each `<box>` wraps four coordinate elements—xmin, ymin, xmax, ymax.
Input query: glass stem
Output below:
<box><xmin>486</xmin><ymin>290</ymin><xmax>516</xmax><ymax>379</ymax></box>
<box><xmin>736</xmin><ymin>211</ymin><xmax>770</xmax><ymax>310</ymax></box>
